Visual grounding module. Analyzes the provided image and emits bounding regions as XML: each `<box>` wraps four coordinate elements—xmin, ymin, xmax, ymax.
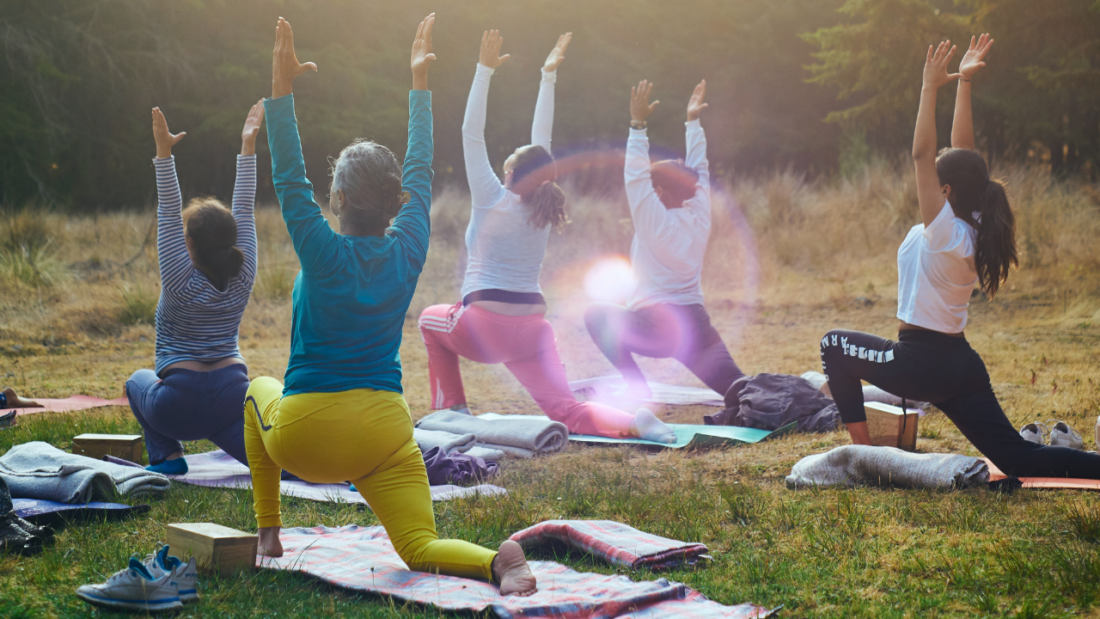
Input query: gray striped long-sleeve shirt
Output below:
<box><xmin>152</xmin><ymin>155</ymin><xmax>258</xmax><ymax>374</ymax></box>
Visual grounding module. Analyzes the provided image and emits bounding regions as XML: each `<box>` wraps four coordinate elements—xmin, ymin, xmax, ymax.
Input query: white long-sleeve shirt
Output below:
<box><xmin>624</xmin><ymin>120</ymin><xmax>711</xmax><ymax>309</ymax></box>
<box><xmin>460</xmin><ymin>63</ymin><xmax>556</xmax><ymax>299</ymax></box>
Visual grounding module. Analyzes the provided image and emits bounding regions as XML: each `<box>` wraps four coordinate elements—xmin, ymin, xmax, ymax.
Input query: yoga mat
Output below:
<box><xmin>173</xmin><ymin>450</ymin><xmax>508</xmax><ymax>503</ymax></box>
<box><xmin>510</xmin><ymin>520</ymin><xmax>709</xmax><ymax>570</ymax></box>
<box><xmin>12</xmin><ymin>498</ymin><xmax>150</xmax><ymax>525</ymax></box>
<box><xmin>262</xmin><ymin>525</ymin><xmax>777</xmax><ymax>619</ymax></box>
<box><xmin>985</xmin><ymin>459</ymin><xmax>1100</xmax><ymax>491</ymax></box>
<box><xmin>1</xmin><ymin>395</ymin><xmax>129</xmax><ymax>417</ymax></box>
<box><xmin>570</xmin><ymin>376</ymin><xmax>725</xmax><ymax>408</ymax></box>
<box><xmin>479</xmin><ymin>413</ymin><xmax>797</xmax><ymax>450</ymax></box>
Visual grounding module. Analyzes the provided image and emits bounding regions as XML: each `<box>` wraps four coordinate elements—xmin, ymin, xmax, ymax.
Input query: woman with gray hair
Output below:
<box><xmin>243</xmin><ymin>15</ymin><xmax>537</xmax><ymax>596</ymax></box>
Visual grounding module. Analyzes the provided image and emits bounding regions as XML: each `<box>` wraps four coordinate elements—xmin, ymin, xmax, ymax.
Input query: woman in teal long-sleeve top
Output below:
<box><xmin>244</xmin><ymin>15</ymin><xmax>536</xmax><ymax>596</ymax></box>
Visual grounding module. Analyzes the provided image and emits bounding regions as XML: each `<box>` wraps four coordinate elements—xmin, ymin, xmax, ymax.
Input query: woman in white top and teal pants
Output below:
<box><xmin>418</xmin><ymin>30</ymin><xmax>674</xmax><ymax>443</ymax></box>
<box><xmin>820</xmin><ymin>36</ymin><xmax>1100</xmax><ymax>479</ymax></box>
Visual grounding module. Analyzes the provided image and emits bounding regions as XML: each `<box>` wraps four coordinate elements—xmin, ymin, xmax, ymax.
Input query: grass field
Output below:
<box><xmin>1</xmin><ymin>163</ymin><xmax>1099</xmax><ymax>618</ymax></box>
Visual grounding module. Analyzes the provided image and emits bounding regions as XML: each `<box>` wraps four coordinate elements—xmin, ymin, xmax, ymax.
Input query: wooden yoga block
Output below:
<box><xmin>864</xmin><ymin>402</ymin><xmax>919</xmax><ymax>451</ymax></box>
<box><xmin>167</xmin><ymin>523</ymin><xmax>257</xmax><ymax>576</ymax></box>
<box><xmin>72</xmin><ymin>434</ymin><xmax>144</xmax><ymax>462</ymax></box>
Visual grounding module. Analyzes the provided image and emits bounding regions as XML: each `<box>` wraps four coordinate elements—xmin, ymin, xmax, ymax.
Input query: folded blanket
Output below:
<box><xmin>262</xmin><ymin>525</ymin><xmax>774</xmax><ymax>619</ymax></box>
<box><xmin>510</xmin><ymin>520</ymin><xmax>709</xmax><ymax>570</ymax></box>
<box><xmin>0</xmin><ymin>441</ymin><xmax>169</xmax><ymax>502</ymax></box>
<box><xmin>415</xmin><ymin>411</ymin><xmax>568</xmax><ymax>458</ymax></box>
<box><xmin>786</xmin><ymin>445</ymin><xmax>988</xmax><ymax>489</ymax></box>
<box><xmin>413</xmin><ymin>428</ymin><xmax>477</xmax><ymax>455</ymax></box>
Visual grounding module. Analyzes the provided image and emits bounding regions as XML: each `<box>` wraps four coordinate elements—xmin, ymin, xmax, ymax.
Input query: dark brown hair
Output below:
<box><xmin>511</xmin><ymin>145</ymin><xmax>568</xmax><ymax>232</ymax></box>
<box><xmin>183</xmin><ymin>198</ymin><xmax>244</xmax><ymax>291</ymax></box>
<box><xmin>650</xmin><ymin>159</ymin><xmax>699</xmax><ymax>209</ymax></box>
<box><xmin>935</xmin><ymin>148</ymin><xmax>1017</xmax><ymax>297</ymax></box>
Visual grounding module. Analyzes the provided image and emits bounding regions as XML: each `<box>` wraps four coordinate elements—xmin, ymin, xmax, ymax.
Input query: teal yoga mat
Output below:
<box><xmin>478</xmin><ymin>413</ymin><xmax>797</xmax><ymax>449</ymax></box>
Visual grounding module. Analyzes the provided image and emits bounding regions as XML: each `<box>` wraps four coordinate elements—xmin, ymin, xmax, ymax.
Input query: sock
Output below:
<box><xmin>632</xmin><ymin>409</ymin><xmax>676</xmax><ymax>444</ymax></box>
<box><xmin>146</xmin><ymin>458</ymin><xmax>188</xmax><ymax>475</ymax></box>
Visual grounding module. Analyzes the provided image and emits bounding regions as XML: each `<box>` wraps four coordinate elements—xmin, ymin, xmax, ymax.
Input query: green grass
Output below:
<box><xmin>2</xmin><ymin>408</ymin><xmax>1100</xmax><ymax>618</ymax></box>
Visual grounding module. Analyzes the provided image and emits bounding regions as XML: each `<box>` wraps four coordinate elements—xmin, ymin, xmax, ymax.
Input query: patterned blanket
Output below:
<box><xmin>510</xmin><ymin>520</ymin><xmax>709</xmax><ymax>570</ymax></box>
<box><xmin>262</xmin><ymin>525</ymin><xmax>775</xmax><ymax>619</ymax></box>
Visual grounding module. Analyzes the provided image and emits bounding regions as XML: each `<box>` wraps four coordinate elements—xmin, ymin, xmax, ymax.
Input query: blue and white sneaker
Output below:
<box><xmin>144</xmin><ymin>543</ymin><xmax>199</xmax><ymax>602</ymax></box>
<box><xmin>76</xmin><ymin>557</ymin><xmax>182</xmax><ymax>611</ymax></box>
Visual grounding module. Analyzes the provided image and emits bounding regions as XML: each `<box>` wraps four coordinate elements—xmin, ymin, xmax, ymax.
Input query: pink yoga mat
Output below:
<box><xmin>985</xmin><ymin>459</ymin><xmax>1100</xmax><ymax>491</ymax></box>
<box><xmin>2</xmin><ymin>395</ymin><xmax>129</xmax><ymax>416</ymax></box>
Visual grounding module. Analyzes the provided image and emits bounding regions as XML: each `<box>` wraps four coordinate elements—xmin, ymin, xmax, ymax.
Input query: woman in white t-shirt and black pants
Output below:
<box><xmin>821</xmin><ymin>35</ymin><xmax>1100</xmax><ymax>479</ymax></box>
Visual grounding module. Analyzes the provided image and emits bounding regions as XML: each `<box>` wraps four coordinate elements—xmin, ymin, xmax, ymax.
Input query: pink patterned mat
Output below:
<box><xmin>510</xmin><ymin>520</ymin><xmax>709</xmax><ymax>570</ymax></box>
<box><xmin>262</xmin><ymin>525</ymin><xmax>776</xmax><ymax>619</ymax></box>
<box><xmin>2</xmin><ymin>395</ymin><xmax>129</xmax><ymax>416</ymax></box>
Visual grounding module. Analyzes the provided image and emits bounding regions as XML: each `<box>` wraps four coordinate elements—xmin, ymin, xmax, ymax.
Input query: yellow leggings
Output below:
<box><xmin>243</xmin><ymin>376</ymin><xmax>496</xmax><ymax>581</ymax></box>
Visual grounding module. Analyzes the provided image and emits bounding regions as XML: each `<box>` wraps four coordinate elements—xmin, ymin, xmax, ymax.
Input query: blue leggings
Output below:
<box><xmin>126</xmin><ymin>365</ymin><xmax>250</xmax><ymax>465</ymax></box>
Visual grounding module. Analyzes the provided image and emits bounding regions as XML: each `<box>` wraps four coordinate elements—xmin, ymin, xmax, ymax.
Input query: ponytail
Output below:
<box><xmin>974</xmin><ymin>180</ymin><xmax>1017</xmax><ymax>297</ymax></box>
<box><xmin>935</xmin><ymin>148</ymin><xmax>1017</xmax><ymax>298</ymax></box>
<box><xmin>183</xmin><ymin>198</ymin><xmax>244</xmax><ymax>291</ymax></box>
<box><xmin>511</xmin><ymin>144</ymin><xmax>569</xmax><ymax>232</ymax></box>
<box><xmin>524</xmin><ymin>180</ymin><xmax>568</xmax><ymax>231</ymax></box>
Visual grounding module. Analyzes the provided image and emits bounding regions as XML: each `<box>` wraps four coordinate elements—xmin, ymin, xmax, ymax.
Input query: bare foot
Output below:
<box><xmin>492</xmin><ymin>540</ymin><xmax>536</xmax><ymax>596</ymax></box>
<box><xmin>257</xmin><ymin>526</ymin><xmax>283</xmax><ymax>557</ymax></box>
<box><xmin>2</xmin><ymin>387</ymin><xmax>40</xmax><ymax>408</ymax></box>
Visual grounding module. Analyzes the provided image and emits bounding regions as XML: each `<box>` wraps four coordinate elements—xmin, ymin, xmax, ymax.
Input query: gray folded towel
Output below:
<box><xmin>0</xmin><ymin>441</ymin><xmax>170</xmax><ymax>503</ymax></box>
<box><xmin>413</xmin><ymin>429</ymin><xmax>477</xmax><ymax>455</ymax></box>
<box><xmin>415</xmin><ymin>411</ymin><xmax>568</xmax><ymax>458</ymax></box>
<box><xmin>786</xmin><ymin>445</ymin><xmax>988</xmax><ymax>489</ymax></box>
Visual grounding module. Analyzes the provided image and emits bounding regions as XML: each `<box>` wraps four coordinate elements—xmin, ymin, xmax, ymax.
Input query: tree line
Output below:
<box><xmin>2</xmin><ymin>0</ymin><xmax>1097</xmax><ymax>210</ymax></box>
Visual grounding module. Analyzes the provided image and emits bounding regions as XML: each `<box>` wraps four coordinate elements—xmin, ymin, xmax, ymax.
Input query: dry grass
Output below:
<box><xmin>1</xmin><ymin>162</ymin><xmax>1100</xmax><ymax>617</ymax></box>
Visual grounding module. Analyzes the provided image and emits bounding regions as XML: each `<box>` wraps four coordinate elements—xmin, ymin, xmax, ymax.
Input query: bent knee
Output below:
<box><xmin>820</xmin><ymin>330</ymin><xmax>847</xmax><ymax>356</ymax></box>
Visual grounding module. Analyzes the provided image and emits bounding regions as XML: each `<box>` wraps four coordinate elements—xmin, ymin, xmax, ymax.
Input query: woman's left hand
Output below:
<box><xmin>241</xmin><ymin>99</ymin><xmax>265</xmax><ymax>156</ymax></box>
<box><xmin>543</xmin><ymin>32</ymin><xmax>572</xmax><ymax>73</ymax></box>
<box><xmin>922</xmin><ymin>40</ymin><xmax>961</xmax><ymax>91</ymax></box>
<box><xmin>411</xmin><ymin>13</ymin><xmax>436</xmax><ymax>90</ymax></box>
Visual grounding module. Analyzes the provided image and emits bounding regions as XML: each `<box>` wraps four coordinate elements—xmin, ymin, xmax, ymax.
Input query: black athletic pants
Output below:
<box><xmin>820</xmin><ymin>328</ymin><xmax>1100</xmax><ymax>479</ymax></box>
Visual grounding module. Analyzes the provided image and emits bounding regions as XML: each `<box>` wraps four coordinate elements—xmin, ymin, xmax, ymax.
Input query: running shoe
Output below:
<box><xmin>76</xmin><ymin>558</ymin><xmax>182</xmax><ymax>612</ymax></box>
<box><xmin>1048</xmin><ymin>421</ymin><xmax>1084</xmax><ymax>450</ymax></box>
<box><xmin>1019</xmin><ymin>421</ymin><xmax>1048</xmax><ymax>446</ymax></box>
<box><xmin>0</xmin><ymin>516</ymin><xmax>42</xmax><ymax>556</ymax></box>
<box><xmin>144</xmin><ymin>543</ymin><xmax>199</xmax><ymax>603</ymax></box>
<box><xmin>1</xmin><ymin>511</ymin><xmax>53</xmax><ymax>541</ymax></box>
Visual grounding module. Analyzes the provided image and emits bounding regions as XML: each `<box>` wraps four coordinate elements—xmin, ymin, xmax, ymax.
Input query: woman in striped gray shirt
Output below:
<box><xmin>124</xmin><ymin>102</ymin><xmax>263</xmax><ymax>475</ymax></box>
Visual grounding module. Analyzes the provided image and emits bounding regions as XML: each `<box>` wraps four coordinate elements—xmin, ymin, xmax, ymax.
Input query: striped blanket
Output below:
<box><xmin>262</xmin><ymin>525</ymin><xmax>775</xmax><ymax>619</ymax></box>
<box><xmin>509</xmin><ymin>520</ymin><xmax>709</xmax><ymax>570</ymax></box>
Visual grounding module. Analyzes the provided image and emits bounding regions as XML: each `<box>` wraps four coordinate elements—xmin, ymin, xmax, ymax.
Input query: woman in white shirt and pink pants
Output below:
<box><xmin>419</xmin><ymin>31</ymin><xmax>675</xmax><ymax>443</ymax></box>
<box><xmin>820</xmin><ymin>36</ymin><xmax>1100</xmax><ymax>479</ymax></box>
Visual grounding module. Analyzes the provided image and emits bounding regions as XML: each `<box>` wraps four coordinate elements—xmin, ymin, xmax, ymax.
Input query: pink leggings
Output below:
<box><xmin>418</xmin><ymin>302</ymin><xmax>636</xmax><ymax>438</ymax></box>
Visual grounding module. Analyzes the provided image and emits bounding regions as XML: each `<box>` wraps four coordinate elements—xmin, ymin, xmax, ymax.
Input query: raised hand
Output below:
<box><xmin>686</xmin><ymin>80</ymin><xmax>708</xmax><ymax>121</ymax></box>
<box><xmin>479</xmin><ymin>30</ymin><xmax>510</xmax><ymax>69</ymax></box>
<box><xmin>411</xmin><ymin>13</ymin><xmax>436</xmax><ymax>90</ymax></box>
<box><xmin>922</xmin><ymin>40</ymin><xmax>961</xmax><ymax>91</ymax></box>
<box><xmin>151</xmin><ymin>107</ymin><xmax>185</xmax><ymax>159</ymax></box>
<box><xmin>630</xmin><ymin>80</ymin><xmax>659</xmax><ymax>123</ymax></box>
<box><xmin>272</xmin><ymin>17</ymin><xmax>318</xmax><ymax>99</ymax></box>
<box><xmin>543</xmin><ymin>32</ymin><xmax>572</xmax><ymax>73</ymax></box>
<box><xmin>959</xmin><ymin>33</ymin><xmax>993</xmax><ymax>80</ymax></box>
<box><xmin>241</xmin><ymin>99</ymin><xmax>265</xmax><ymax>156</ymax></box>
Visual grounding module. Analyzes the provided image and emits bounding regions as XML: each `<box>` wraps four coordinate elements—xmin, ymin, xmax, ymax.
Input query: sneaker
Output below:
<box><xmin>1048</xmin><ymin>421</ymin><xmax>1084</xmax><ymax>450</ymax></box>
<box><xmin>76</xmin><ymin>557</ymin><xmax>182</xmax><ymax>612</ymax></box>
<box><xmin>1019</xmin><ymin>422</ymin><xmax>1048</xmax><ymax>446</ymax></box>
<box><xmin>0</xmin><ymin>516</ymin><xmax>42</xmax><ymax>557</ymax></box>
<box><xmin>2</xmin><ymin>511</ymin><xmax>53</xmax><ymax>541</ymax></box>
<box><xmin>144</xmin><ymin>543</ymin><xmax>199</xmax><ymax>603</ymax></box>
<box><xmin>146</xmin><ymin>457</ymin><xmax>188</xmax><ymax>475</ymax></box>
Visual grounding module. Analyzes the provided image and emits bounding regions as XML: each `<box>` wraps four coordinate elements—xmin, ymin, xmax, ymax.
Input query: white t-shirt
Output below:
<box><xmin>624</xmin><ymin>120</ymin><xmax>711</xmax><ymax>309</ymax></box>
<box><xmin>896</xmin><ymin>201</ymin><xmax>978</xmax><ymax>333</ymax></box>
<box><xmin>459</xmin><ymin>64</ymin><xmax>556</xmax><ymax>299</ymax></box>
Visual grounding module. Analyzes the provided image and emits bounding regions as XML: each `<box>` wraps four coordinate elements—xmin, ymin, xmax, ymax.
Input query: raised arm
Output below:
<box><xmin>462</xmin><ymin>31</ymin><xmax>508</xmax><ymax>208</ymax></box>
<box><xmin>265</xmin><ymin>17</ymin><xmax>342</xmax><ymax>275</ymax></box>
<box><xmin>151</xmin><ymin>107</ymin><xmax>193</xmax><ymax>292</ymax></box>
<box><xmin>391</xmin><ymin>14</ymin><xmax>436</xmax><ymax>267</ymax></box>
<box><xmin>951</xmin><ymin>34</ymin><xmax>993</xmax><ymax>151</ymax></box>
<box><xmin>624</xmin><ymin>80</ymin><xmax>669</xmax><ymax>237</ymax></box>
<box><xmin>913</xmin><ymin>41</ymin><xmax>960</xmax><ymax>227</ymax></box>
<box><xmin>684</xmin><ymin>80</ymin><xmax>711</xmax><ymax>213</ymax></box>
<box><xmin>531</xmin><ymin>33</ymin><xmax>571</xmax><ymax>152</ymax></box>
<box><xmin>233</xmin><ymin>100</ymin><xmax>263</xmax><ymax>283</ymax></box>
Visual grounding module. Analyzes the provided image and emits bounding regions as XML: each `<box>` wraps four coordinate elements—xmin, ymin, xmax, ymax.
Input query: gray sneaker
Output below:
<box><xmin>1019</xmin><ymin>422</ymin><xmax>1048</xmax><ymax>446</ymax></box>
<box><xmin>1048</xmin><ymin>421</ymin><xmax>1084</xmax><ymax>450</ymax></box>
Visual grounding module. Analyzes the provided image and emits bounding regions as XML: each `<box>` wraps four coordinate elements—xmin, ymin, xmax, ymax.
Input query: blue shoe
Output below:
<box><xmin>145</xmin><ymin>458</ymin><xmax>188</xmax><ymax>475</ymax></box>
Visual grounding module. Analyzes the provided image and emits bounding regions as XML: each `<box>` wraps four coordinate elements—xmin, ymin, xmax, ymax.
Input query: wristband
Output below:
<box><xmin>630</xmin><ymin>120</ymin><xmax>647</xmax><ymax>130</ymax></box>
